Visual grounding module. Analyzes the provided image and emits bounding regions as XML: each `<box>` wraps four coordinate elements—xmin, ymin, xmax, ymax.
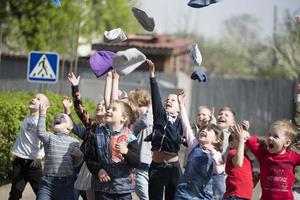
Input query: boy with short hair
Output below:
<box><xmin>36</xmin><ymin>103</ymin><xmax>83</xmax><ymax>200</ymax></box>
<box><xmin>9</xmin><ymin>93</ymin><xmax>49</xmax><ymax>200</ymax></box>
<box><xmin>246</xmin><ymin>120</ymin><xmax>300</xmax><ymax>200</ymax></box>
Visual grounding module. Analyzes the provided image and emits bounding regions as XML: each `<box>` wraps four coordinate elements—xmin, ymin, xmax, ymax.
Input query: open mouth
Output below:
<box><xmin>268</xmin><ymin>143</ymin><xmax>274</xmax><ymax>149</ymax></box>
<box><xmin>54</xmin><ymin>118</ymin><xmax>62</xmax><ymax>125</ymax></box>
<box><xmin>218</xmin><ymin>118</ymin><xmax>226</xmax><ymax>123</ymax></box>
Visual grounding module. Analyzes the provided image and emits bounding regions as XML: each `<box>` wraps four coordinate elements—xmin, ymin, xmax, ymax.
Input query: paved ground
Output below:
<box><xmin>0</xmin><ymin>183</ymin><xmax>139</xmax><ymax>200</ymax></box>
<box><xmin>0</xmin><ymin>182</ymin><xmax>260</xmax><ymax>200</ymax></box>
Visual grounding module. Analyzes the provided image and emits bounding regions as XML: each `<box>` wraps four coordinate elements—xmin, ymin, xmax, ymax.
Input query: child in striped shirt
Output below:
<box><xmin>36</xmin><ymin>103</ymin><xmax>83</xmax><ymax>200</ymax></box>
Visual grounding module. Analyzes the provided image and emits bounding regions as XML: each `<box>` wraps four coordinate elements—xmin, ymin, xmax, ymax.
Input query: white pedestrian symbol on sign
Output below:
<box><xmin>29</xmin><ymin>54</ymin><xmax>56</xmax><ymax>79</ymax></box>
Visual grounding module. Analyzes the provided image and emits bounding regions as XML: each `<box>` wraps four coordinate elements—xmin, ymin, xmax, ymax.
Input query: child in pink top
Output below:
<box><xmin>246</xmin><ymin>120</ymin><xmax>300</xmax><ymax>200</ymax></box>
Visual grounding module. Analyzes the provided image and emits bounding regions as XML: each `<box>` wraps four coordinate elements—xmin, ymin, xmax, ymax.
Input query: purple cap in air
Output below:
<box><xmin>89</xmin><ymin>51</ymin><xmax>115</xmax><ymax>77</ymax></box>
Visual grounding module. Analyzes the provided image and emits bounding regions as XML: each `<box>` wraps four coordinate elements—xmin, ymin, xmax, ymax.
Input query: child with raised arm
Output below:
<box><xmin>36</xmin><ymin>102</ymin><xmax>83</xmax><ymax>200</ymax></box>
<box><xmin>145</xmin><ymin>59</ymin><xmax>183</xmax><ymax>200</ymax></box>
<box><xmin>68</xmin><ymin>72</ymin><xmax>140</xmax><ymax>199</ymax></box>
<box><xmin>246</xmin><ymin>120</ymin><xmax>300</xmax><ymax>200</ymax></box>
<box><xmin>174</xmin><ymin>91</ymin><xmax>224</xmax><ymax>200</ymax></box>
<box><xmin>9</xmin><ymin>93</ymin><xmax>48</xmax><ymax>200</ymax></box>
<box><xmin>223</xmin><ymin>123</ymin><xmax>253</xmax><ymax>200</ymax></box>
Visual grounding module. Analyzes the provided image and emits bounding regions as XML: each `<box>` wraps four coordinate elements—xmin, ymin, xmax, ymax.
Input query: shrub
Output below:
<box><xmin>0</xmin><ymin>91</ymin><xmax>95</xmax><ymax>185</ymax></box>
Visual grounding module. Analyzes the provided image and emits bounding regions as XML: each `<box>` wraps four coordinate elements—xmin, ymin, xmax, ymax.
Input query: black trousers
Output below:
<box><xmin>148</xmin><ymin>161</ymin><xmax>182</xmax><ymax>200</ymax></box>
<box><xmin>9</xmin><ymin>157</ymin><xmax>43</xmax><ymax>200</ymax></box>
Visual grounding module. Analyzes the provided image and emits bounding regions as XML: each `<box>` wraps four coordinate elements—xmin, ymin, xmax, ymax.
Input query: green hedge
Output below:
<box><xmin>0</xmin><ymin>91</ymin><xmax>95</xmax><ymax>185</ymax></box>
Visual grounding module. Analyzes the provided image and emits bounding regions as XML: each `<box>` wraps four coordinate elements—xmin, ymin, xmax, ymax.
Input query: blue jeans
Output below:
<box><xmin>36</xmin><ymin>175</ymin><xmax>75</xmax><ymax>200</ymax></box>
<box><xmin>212</xmin><ymin>174</ymin><xmax>225</xmax><ymax>200</ymax></box>
<box><xmin>135</xmin><ymin>164</ymin><xmax>149</xmax><ymax>200</ymax></box>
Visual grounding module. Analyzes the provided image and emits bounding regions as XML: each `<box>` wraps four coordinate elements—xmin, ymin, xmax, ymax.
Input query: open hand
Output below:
<box><xmin>62</xmin><ymin>97</ymin><xmax>72</xmax><ymax>115</ymax></box>
<box><xmin>177</xmin><ymin>91</ymin><xmax>186</xmax><ymax>105</ymax></box>
<box><xmin>67</xmin><ymin>72</ymin><xmax>80</xmax><ymax>86</ymax></box>
<box><xmin>242</xmin><ymin>120</ymin><xmax>250</xmax><ymax>131</ymax></box>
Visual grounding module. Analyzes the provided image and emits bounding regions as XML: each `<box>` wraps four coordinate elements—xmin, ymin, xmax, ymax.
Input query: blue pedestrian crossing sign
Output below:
<box><xmin>27</xmin><ymin>51</ymin><xmax>59</xmax><ymax>83</ymax></box>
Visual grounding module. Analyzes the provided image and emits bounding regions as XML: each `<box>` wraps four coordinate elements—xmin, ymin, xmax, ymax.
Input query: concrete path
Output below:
<box><xmin>0</xmin><ymin>183</ymin><xmax>139</xmax><ymax>200</ymax></box>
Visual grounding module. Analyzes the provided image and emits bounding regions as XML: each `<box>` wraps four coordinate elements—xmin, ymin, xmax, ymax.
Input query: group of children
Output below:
<box><xmin>8</xmin><ymin>59</ymin><xmax>300</xmax><ymax>200</ymax></box>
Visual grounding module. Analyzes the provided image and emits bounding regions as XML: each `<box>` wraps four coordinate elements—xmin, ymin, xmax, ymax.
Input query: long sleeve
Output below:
<box><xmin>133</xmin><ymin>111</ymin><xmax>151</xmax><ymax>135</ymax></box>
<box><xmin>71</xmin><ymin>85</ymin><xmax>93</xmax><ymax>129</ymax></box>
<box><xmin>123</xmin><ymin>139</ymin><xmax>140</xmax><ymax>168</ymax></box>
<box><xmin>179</xmin><ymin>102</ymin><xmax>199</xmax><ymax>155</ymax></box>
<box><xmin>37</xmin><ymin>114</ymin><xmax>50</xmax><ymax>144</ymax></box>
<box><xmin>68</xmin><ymin>113</ymin><xmax>88</xmax><ymax>140</ymax></box>
<box><xmin>211</xmin><ymin>148</ymin><xmax>225</xmax><ymax>174</ymax></box>
<box><xmin>85</xmin><ymin>135</ymin><xmax>102</xmax><ymax>175</ymax></box>
<box><xmin>245</xmin><ymin>135</ymin><xmax>263</xmax><ymax>162</ymax></box>
<box><xmin>72</xmin><ymin>147</ymin><xmax>84</xmax><ymax>167</ymax></box>
<box><xmin>150</xmin><ymin>77</ymin><xmax>164</xmax><ymax>121</ymax></box>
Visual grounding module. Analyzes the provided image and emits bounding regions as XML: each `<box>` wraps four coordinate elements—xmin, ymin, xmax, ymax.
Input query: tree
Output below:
<box><xmin>268</xmin><ymin>9</ymin><xmax>300</xmax><ymax>80</ymax></box>
<box><xmin>0</xmin><ymin>0</ymin><xmax>140</xmax><ymax>56</ymax></box>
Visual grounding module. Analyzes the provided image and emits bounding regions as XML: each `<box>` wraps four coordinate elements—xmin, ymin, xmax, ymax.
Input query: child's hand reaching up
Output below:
<box><xmin>146</xmin><ymin>59</ymin><xmax>155</xmax><ymax>78</ymax></box>
<box><xmin>230</xmin><ymin>124</ymin><xmax>249</xmax><ymax>141</ymax></box>
<box><xmin>98</xmin><ymin>169</ymin><xmax>111</xmax><ymax>182</ymax></box>
<box><xmin>39</xmin><ymin>103</ymin><xmax>50</xmax><ymax>115</ymax></box>
<box><xmin>67</xmin><ymin>72</ymin><xmax>80</xmax><ymax>86</ymax></box>
<box><xmin>177</xmin><ymin>91</ymin><xmax>186</xmax><ymax>105</ymax></box>
<box><xmin>112</xmin><ymin>69</ymin><xmax>119</xmax><ymax>80</ymax></box>
<box><xmin>242</xmin><ymin>120</ymin><xmax>250</xmax><ymax>131</ymax></box>
<box><xmin>62</xmin><ymin>97</ymin><xmax>72</xmax><ymax>115</ymax></box>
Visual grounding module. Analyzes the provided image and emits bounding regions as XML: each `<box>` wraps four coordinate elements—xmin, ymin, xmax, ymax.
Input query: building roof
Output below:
<box><xmin>92</xmin><ymin>33</ymin><xmax>194</xmax><ymax>56</ymax></box>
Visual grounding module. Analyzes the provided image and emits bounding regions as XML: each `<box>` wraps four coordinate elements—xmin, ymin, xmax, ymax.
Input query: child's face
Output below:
<box><xmin>217</xmin><ymin>110</ymin><xmax>235</xmax><ymax>130</ymax></box>
<box><xmin>52</xmin><ymin>114</ymin><xmax>72</xmax><ymax>133</ymax></box>
<box><xmin>266</xmin><ymin>128</ymin><xmax>291</xmax><ymax>154</ymax></box>
<box><xmin>198</xmin><ymin>127</ymin><xmax>218</xmax><ymax>145</ymax></box>
<box><xmin>28</xmin><ymin>94</ymin><xmax>48</xmax><ymax>111</ymax></box>
<box><xmin>164</xmin><ymin>94</ymin><xmax>179</xmax><ymax>115</ymax></box>
<box><xmin>196</xmin><ymin>107</ymin><xmax>211</xmax><ymax>127</ymax></box>
<box><xmin>105</xmin><ymin>102</ymin><xmax>125</xmax><ymax>125</ymax></box>
<box><xmin>95</xmin><ymin>100</ymin><xmax>106</xmax><ymax>117</ymax></box>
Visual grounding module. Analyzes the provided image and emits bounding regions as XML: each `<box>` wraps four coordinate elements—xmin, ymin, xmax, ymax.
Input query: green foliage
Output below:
<box><xmin>198</xmin><ymin>12</ymin><xmax>300</xmax><ymax>80</ymax></box>
<box><xmin>1</xmin><ymin>0</ymin><xmax>140</xmax><ymax>55</ymax></box>
<box><xmin>0</xmin><ymin>91</ymin><xmax>95</xmax><ymax>184</ymax></box>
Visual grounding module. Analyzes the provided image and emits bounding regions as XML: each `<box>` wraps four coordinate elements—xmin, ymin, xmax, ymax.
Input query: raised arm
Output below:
<box><xmin>62</xmin><ymin>97</ymin><xmax>87</xmax><ymax>140</ymax></box>
<box><xmin>230</xmin><ymin>124</ymin><xmax>246</xmax><ymax>167</ymax></box>
<box><xmin>177</xmin><ymin>91</ymin><xmax>198</xmax><ymax>154</ymax></box>
<box><xmin>147</xmin><ymin>59</ymin><xmax>164</xmax><ymax>120</ymax></box>
<box><xmin>37</xmin><ymin>103</ymin><xmax>51</xmax><ymax>144</ymax></box>
<box><xmin>67</xmin><ymin>72</ymin><xmax>93</xmax><ymax>129</ymax></box>
<box><xmin>111</xmin><ymin>70</ymin><xmax>120</xmax><ymax>101</ymax></box>
<box><xmin>104</xmin><ymin>71</ymin><xmax>112</xmax><ymax>109</ymax></box>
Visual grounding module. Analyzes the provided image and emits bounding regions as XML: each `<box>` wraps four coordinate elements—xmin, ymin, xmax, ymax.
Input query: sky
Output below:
<box><xmin>139</xmin><ymin>0</ymin><xmax>300</xmax><ymax>39</ymax></box>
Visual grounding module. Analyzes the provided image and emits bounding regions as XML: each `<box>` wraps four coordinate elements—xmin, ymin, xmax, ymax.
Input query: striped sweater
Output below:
<box><xmin>37</xmin><ymin>114</ymin><xmax>82</xmax><ymax>177</ymax></box>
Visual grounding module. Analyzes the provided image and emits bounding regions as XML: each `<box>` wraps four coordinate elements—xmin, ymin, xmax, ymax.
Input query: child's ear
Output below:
<box><xmin>121</xmin><ymin>114</ymin><xmax>128</xmax><ymax>124</ymax></box>
<box><xmin>284</xmin><ymin>139</ymin><xmax>292</xmax><ymax>148</ymax></box>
